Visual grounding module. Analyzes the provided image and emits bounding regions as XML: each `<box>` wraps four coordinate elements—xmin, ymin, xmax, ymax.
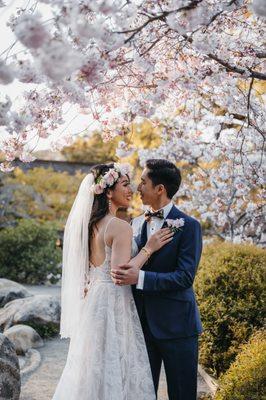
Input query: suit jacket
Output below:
<box><xmin>132</xmin><ymin>205</ymin><xmax>203</xmax><ymax>339</ymax></box>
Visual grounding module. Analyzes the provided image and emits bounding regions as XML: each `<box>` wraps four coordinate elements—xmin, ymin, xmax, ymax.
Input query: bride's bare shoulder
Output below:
<box><xmin>104</xmin><ymin>217</ymin><xmax>132</xmax><ymax>247</ymax></box>
<box><xmin>109</xmin><ymin>217</ymin><xmax>132</xmax><ymax>235</ymax></box>
<box><xmin>113</xmin><ymin>217</ymin><xmax>132</xmax><ymax>230</ymax></box>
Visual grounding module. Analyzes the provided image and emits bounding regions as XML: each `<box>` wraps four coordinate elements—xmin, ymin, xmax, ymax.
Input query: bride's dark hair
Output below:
<box><xmin>88</xmin><ymin>163</ymin><xmax>117</xmax><ymax>241</ymax></box>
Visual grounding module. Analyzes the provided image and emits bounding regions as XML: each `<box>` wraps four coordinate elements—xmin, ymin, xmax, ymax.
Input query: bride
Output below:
<box><xmin>52</xmin><ymin>162</ymin><xmax>173</xmax><ymax>400</ymax></box>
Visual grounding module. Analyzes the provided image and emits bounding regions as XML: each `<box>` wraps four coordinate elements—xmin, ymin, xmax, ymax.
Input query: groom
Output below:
<box><xmin>111</xmin><ymin>159</ymin><xmax>203</xmax><ymax>400</ymax></box>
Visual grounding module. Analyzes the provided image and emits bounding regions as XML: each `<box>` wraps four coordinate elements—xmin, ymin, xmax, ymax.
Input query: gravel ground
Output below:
<box><xmin>24</xmin><ymin>284</ymin><xmax>61</xmax><ymax>297</ymax></box>
<box><xmin>20</xmin><ymin>285</ymin><xmax>211</xmax><ymax>400</ymax></box>
<box><xmin>20</xmin><ymin>337</ymin><xmax>210</xmax><ymax>400</ymax></box>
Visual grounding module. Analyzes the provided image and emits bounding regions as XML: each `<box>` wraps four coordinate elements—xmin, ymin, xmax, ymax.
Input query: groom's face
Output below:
<box><xmin>138</xmin><ymin>168</ymin><xmax>157</xmax><ymax>206</ymax></box>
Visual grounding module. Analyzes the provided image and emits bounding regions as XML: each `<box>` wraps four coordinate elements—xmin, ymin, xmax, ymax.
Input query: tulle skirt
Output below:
<box><xmin>52</xmin><ymin>280</ymin><xmax>156</xmax><ymax>400</ymax></box>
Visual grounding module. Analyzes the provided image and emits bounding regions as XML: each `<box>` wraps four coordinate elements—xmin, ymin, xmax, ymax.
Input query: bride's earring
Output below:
<box><xmin>108</xmin><ymin>199</ymin><xmax>112</xmax><ymax>211</ymax></box>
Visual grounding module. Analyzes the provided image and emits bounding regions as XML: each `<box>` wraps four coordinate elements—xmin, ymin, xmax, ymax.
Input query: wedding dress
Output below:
<box><xmin>52</xmin><ymin>227</ymin><xmax>156</xmax><ymax>400</ymax></box>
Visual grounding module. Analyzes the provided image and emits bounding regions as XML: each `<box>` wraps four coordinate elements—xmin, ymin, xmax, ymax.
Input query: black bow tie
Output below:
<box><xmin>144</xmin><ymin>209</ymin><xmax>164</xmax><ymax>222</ymax></box>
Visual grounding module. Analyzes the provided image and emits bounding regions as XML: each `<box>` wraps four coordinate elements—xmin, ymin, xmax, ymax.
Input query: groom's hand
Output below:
<box><xmin>111</xmin><ymin>265</ymin><xmax>139</xmax><ymax>285</ymax></box>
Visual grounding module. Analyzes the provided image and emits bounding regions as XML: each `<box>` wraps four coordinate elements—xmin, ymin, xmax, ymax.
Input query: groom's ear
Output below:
<box><xmin>157</xmin><ymin>184</ymin><xmax>166</xmax><ymax>195</ymax></box>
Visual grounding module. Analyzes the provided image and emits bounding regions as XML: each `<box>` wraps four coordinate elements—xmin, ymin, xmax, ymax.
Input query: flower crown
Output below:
<box><xmin>92</xmin><ymin>163</ymin><xmax>131</xmax><ymax>195</ymax></box>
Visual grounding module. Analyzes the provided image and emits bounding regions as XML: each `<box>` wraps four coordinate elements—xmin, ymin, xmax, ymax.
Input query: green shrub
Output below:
<box><xmin>195</xmin><ymin>242</ymin><xmax>266</xmax><ymax>377</ymax></box>
<box><xmin>4</xmin><ymin>167</ymin><xmax>84</xmax><ymax>228</ymax></box>
<box><xmin>27</xmin><ymin>321</ymin><xmax>59</xmax><ymax>338</ymax></box>
<box><xmin>215</xmin><ymin>330</ymin><xmax>266</xmax><ymax>400</ymax></box>
<box><xmin>0</xmin><ymin>219</ymin><xmax>62</xmax><ymax>284</ymax></box>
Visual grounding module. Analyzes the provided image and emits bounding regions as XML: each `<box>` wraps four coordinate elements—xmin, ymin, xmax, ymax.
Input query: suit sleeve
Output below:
<box><xmin>142</xmin><ymin>219</ymin><xmax>202</xmax><ymax>292</ymax></box>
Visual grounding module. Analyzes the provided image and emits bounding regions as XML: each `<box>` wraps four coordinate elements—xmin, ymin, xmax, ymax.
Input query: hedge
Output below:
<box><xmin>215</xmin><ymin>330</ymin><xmax>266</xmax><ymax>400</ymax></box>
<box><xmin>0</xmin><ymin>219</ymin><xmax>62</xmax><ymax>284</ymax></box>
<box><xmin>195</xmin><ymin>242</ymin><xmax>266</xmax><ymax>377</ymax></box>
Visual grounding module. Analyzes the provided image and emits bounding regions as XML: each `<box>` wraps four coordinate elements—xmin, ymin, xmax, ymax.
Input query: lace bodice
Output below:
<box><xmin>89</xmin><ymin>245</ymin><xmax>113</xmax><ymax>283</ymax></box>
<box><xmin>88</xmin><ymin>238</ymin><xmax>138</xmax><ymax>284</ymax></box>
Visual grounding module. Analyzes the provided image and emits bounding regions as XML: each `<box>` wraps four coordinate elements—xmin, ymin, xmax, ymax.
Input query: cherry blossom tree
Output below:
<box><xmin>0</xmin><ymin>0</ymin><xmax>265</xmax><ymax>242</ymax></box>
<box><xmin>138</xmin><ymin>110</ymin><xmax>265</xmax><ymax>244</ymax></box>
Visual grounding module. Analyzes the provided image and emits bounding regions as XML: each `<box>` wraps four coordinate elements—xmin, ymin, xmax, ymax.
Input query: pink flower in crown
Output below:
<box><xmin>109</xmin><ymin>169</ymin><xmax>119</xmax><ymax>181</ymax></box>
<box><xmin>104</xmin><ymin>170</ymin><xmax>116</xmax><ymax>186</ymax></box>
<box><xmin>93</xmin><ymin>163</ymin><xmax>132</xmax><ymax>195</ymax></box>
<box><xmin>165</xmin><ymin>218</ymin><xmax>185</xmax><ymax>232</ymax></box>
<box><xmin>94</xmin><ymin>183</ymin><xmax>105</xmax><ymax>194</ymax></box>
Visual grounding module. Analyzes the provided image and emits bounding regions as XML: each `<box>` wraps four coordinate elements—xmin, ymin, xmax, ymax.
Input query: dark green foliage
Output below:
<box><xmin>26</xmin><ymin>321</ymin><xmax>59</xmax><ymax>338</ymax></box>
<box><xmin>195</xmin><ymin>242</ymin><xmax>266</xmax><ymax>377</ymax></box>
<box><xmin>0</xmin><ymin>219</ymin><xmax>62</xmax><ymax>284</ymax></box>
<box><xmin>215</xmin><ymin>330</ymin><xmax>266</xmax><ymax>400</ymax></box>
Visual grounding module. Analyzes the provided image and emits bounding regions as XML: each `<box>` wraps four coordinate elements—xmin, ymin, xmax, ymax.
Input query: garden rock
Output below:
<box><xmin>4</xmin><ymin>324</ymin><xmax>44</xmax><ymax>355</ymax></box>
<box><xmin>0</xmin><ymin>295</ymin><xmax>60</xmax><ymax>332</ymax></box>
<box><xmin>0</xmin><ymin>333</ymin><xmax>20</xmax><ymax>400</ymax></box>
<box><xmin>0</xmin><ymin>279</ymin><xmax>32</xmax><ymax>307</ymax></box>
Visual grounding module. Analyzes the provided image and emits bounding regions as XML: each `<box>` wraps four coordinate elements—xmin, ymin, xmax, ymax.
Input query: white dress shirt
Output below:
<box><xmin>136</xmin><ymin>201</ymin><xmax>173</xmax><ymax>290</ymax></box>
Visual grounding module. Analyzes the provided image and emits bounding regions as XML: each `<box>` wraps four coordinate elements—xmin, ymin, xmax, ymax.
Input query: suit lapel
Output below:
<box><xmin>162</xmin><ymin>204</ymin><xmax>179</xmax><ymax>228</ymax></box>
<box><xmin>139</xmin><ymin>205</ymin><xmax>180</xmax><ymax>247</ymax></box>
<box><xmin>140</xmin><ymin>220</ymin><xmax>147</xmax><ymax>247</ymax></box>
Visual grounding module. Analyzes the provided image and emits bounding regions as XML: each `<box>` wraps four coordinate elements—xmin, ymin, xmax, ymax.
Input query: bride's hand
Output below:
<box><xmin>145</xmin><ymin>228</ymin><xmax>174</xmax><ymax>254</ymax></box>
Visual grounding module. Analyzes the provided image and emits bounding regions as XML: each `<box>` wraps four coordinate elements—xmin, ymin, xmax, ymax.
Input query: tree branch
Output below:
<box><xmin>118</xmin><ymin>0</ymin><xmax>204</xmax><ymax>43</ymax></box>
<box><xmin>207</xmin><ymin>54</ymin><xmax>266</xmax><ymax>80</ymax></box>
<box><xmin>247</xmin><ymin>76</ymin><xmax>254</xmax><ymax>125</ymax></box>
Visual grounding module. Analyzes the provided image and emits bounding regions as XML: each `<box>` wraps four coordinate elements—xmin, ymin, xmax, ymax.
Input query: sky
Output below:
<box><xmin>0</xmin><ymin>0</ymin><xmax>95</xmax><ymax>152</ymax></box>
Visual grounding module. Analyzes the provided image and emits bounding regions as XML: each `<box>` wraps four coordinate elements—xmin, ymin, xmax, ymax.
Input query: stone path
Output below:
<box><xmin>20</xmin><ymin>285</ymin><xmax>211</xmax><ymax>399</ymax></box>
<box><xmin>24</xmin><ymin>284</ymin><xmax>61</xmax><ymax>297</ymax></box>
<box><xmin>20</xmin><ymin>337</ymin><xmax>210</xmax><ymax>400</ymax></box>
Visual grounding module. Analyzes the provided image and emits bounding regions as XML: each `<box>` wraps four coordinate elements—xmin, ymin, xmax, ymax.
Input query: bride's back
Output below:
<box><xmin>89</xmin><ymin>215</ymin><xmax>113</xmax><ymax>268</ymax></box>
<box><xmin>89</xmin><ymin>215</ymin><xmax>133</xmax><ymax>270</ymax></box>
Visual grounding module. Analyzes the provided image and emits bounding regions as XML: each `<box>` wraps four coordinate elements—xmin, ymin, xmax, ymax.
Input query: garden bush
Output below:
<box><xmin>0</xmin><ymin>219</ymin><xmax>62</xmax><ymax>284</ymax></box>
<box><xmin>195</xmin><ymin>242</ymin><xmax>265</xmax><ymax>377</ymax></box>
<box><xmin>215</xmin><ymin>330</ymin><xmax>266</xmax><ymax>400</ymax></box>
<box><xmin>27</xmin><ymin>321</ymin><xmax>59</xmax><ymax>338</ymax></box>
<box><xmin>4</xmin><ymin>167</ymin><xmax>84</xmax><ymax>227</ymax></box>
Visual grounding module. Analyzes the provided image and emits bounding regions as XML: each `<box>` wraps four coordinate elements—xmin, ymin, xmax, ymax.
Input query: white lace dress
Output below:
<box><xmin>52</xmin><ymin>241</ymin><xmax>156</xmax><ymax>400</ymax></box>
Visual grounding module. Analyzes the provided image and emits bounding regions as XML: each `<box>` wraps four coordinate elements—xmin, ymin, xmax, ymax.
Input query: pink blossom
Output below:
<box><xmin>104</xmin><ymin>171</ymin><xmax>116</xmax><ymax>186</ymax></box>
<box><xmin>0</xmin><ymin>61</ymin><xmax>15</xmax><ymax>85</ymax></box>
<box><xmin>14</xmin><ymin>13</ymin><xmax>49</xmax><ymax>49</ymax></box>
<box><xmin>116</xmin><ymin>141</ymin><xmax>135</xmax><ymax>158</ymax></box>
<box><xmin>19</xmin><ymin>152</ymin><xmax>36</xmax><ymax>162</ymax></box>
<box><xmin>117</xmin><ymin>163</ymin><xmax>131</xmax><ymax>177</ymax></box>
<box><xmin>38</xmin><ymin>128</ymin><xmax>49</xmax><ymax>139</ymax></box>
<box><xmin>38</xmin><ymin>40</ymin><xmax>83</xmax><ymax>81</ymax></box>
<box><xmin>109</xmin><ymin>170</ymin><xmax>119</xmax><ymax>181</ymax></box>
<box><xmin>0</xmin><ymin>162</ymin><xmax>15</xmax><ymax>173</ymax></box>
<box><xmin>17</xmin><ymin>60</ymin><xmax>42</xmax><ymax>83</ymax></box>
<box><xmin>94</xmin><ymin>183</ymin><xmax>104</xmax><ymax>194</ymax></box>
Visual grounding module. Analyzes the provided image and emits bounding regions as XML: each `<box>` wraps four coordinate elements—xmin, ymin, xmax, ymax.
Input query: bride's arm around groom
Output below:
<box><xmin>140</xmin><ymin>215</ymin><xmax>202</xmax><ymax>292</ymax></box>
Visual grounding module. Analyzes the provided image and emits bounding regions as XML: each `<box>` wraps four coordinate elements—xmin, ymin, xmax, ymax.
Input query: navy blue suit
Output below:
<box><xmin>132</xmin><ymin>205</ymin><xmax>203</xmax><ymax>400</ymax></box>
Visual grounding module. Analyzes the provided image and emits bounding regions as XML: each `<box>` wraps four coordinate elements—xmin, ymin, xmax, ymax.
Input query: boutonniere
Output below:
<box><xmin>165</xmin><ymin>218</ymin><xmax>185</xmax><ymax>233</ymax></box>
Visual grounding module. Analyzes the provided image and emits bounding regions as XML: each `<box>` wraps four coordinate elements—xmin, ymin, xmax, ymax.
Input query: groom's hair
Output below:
<box><xmin>146</xmin><ymin>159</ymin><xmax>181</xmax><ymax>199</ymax></box>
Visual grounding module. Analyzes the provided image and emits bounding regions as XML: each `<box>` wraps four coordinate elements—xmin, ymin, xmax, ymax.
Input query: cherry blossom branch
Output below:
<box><xmin>119</xmin><ymin>0</ymin><xmax>204</xmax><ymax>43</ymax></box>
<box><xmin>207</xmin><ymin>54</ymin><xmax>266</xmax><ymax>81</ymax></box>
<box><xmin>247</xmin><ymin>76</ymin><xmax>255</xmax><ymax>126</ymax></box>
<box><xmin>201</xmin><ymin>0</ymin><xmax>239</xmax><ymax>31</ymax></box>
